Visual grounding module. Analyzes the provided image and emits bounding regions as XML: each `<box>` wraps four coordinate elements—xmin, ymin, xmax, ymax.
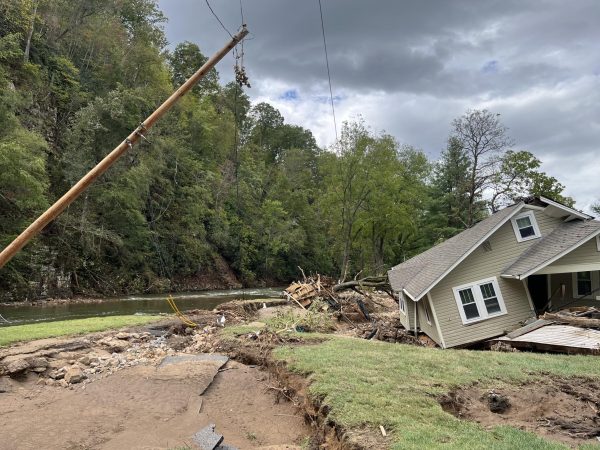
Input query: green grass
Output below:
<box><xmin>275</xmin><ymin>336</ymin><xmax>600</xmax><ymax>450</ymax></box>
<box><xmin>0</xmin><ymin>315</ymin><xmax>163</xmax><ymax>346</ymax></box>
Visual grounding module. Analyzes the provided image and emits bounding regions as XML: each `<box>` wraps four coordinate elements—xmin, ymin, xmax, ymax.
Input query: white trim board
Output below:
<box><xmin>427</xmin><ymin>292</ymin><xmax>446</xmax><ymax>348</ymax></box>
<box><xmin>539</xmin><ymin>196</ymin><xmax>593</xmax><ymax>221</ymax></box>
<box><xmin>535</xmin><ymin>262</ymin><xmax>600</xmax><ymax>275</ymax></box>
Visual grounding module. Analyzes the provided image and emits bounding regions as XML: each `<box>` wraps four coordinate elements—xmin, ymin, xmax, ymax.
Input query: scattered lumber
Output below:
<box><xmin>282</xmin><ymin>270</ymin><xmax>396</xmax><ymax>324</ymax></box>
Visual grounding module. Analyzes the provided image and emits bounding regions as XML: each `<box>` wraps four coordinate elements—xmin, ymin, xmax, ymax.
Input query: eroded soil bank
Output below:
<box><xmin>439</xmin><ymin>378</ymin><xmax>600</xmax><ymax>446</ymax></box>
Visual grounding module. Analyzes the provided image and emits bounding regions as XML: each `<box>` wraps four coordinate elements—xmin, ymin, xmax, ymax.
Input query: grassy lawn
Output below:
<box><xmin>276</xmin><ymin>337</ymin><xmax>600</xmax><ymax>450</ymax></box>
<box><xmin>0</xmin><ymin>315</ymin><xmax>163</xmax><ymax>347</ymax></box>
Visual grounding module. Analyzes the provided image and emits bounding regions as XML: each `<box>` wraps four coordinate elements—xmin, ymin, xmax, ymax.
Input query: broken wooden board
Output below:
<box><xmin>493</xmin><ymin>325</ymin><xmax>600</xmax><ymax>355</ymax></box>
<box><xmin>506</xmin><ymin>319</ymin><xmax>553</xmax><ymax>339</ymax></box>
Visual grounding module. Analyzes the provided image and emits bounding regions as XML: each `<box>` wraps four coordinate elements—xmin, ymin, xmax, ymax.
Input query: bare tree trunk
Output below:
<box><xmin>24</xmin><ymin>0</ymin><xmax>39</xmax><ymax>63</ymax></box>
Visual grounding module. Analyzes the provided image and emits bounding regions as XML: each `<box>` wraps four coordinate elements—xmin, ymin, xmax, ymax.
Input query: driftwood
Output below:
<box><xmin>283</xmin><ymin>270</ymin><xmax>394</xmax><ymax>322</ymax></box>
<box><xmin>332</xmin><ymin>276</ymin><xmax>391</xmax><ymax>292</ymax></box>
<box><xmin>542</xmin><ymin>312</ymin><xmax>600</xmax><ymax>329</ymax></box>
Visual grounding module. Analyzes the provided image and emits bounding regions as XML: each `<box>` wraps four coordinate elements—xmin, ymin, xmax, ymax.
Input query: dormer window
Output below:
<box><xmin>511</xmin><ymin>211</ymin><xmax>541</xmax><ymax>242</ymax></box>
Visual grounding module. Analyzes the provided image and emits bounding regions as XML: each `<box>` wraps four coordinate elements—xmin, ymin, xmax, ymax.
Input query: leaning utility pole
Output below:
<box><xmin>0</xmin><ymin>26</ymin><xmax>249</xmax><ymax>269</ymax></box>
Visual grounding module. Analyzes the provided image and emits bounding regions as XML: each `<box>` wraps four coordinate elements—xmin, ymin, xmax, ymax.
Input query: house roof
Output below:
<box><xmin>501</xmin><ymin>219</ymin><xmax>600</xmax><ymax>279</ymax></box>
<box><xmin>388</xmin><ymin>202</ymin><xmax>525</xmax><ymax>300</ymax></box>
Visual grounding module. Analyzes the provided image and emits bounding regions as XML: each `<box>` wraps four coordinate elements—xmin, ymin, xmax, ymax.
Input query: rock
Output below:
<box><xmin>0</xmin><ymin>377</ymin><xmax>12</xmax><ymax>393</ymax></box>
<box><xmin>64</xmin><ymin>366</ymin><xmax>85</xmax><ymax>384</ymax></box>
<box><xmin>7</xmin><ymin>359</ymin><xmax>29</xmax><ymax>375</ymax></box>
<box><xmin>115</xmin><ymin>332</ymin><xmax>132</xmax><ymax>340</ymax></box>
<box><xmin>99</xmin><ymin>338</ymin><xmax>130</xmax><ymax>353</ymax></box>
<box><xmin>488</xmin><ymin>392</ymin><xmax>511</xmax><ymax>413</ymax></box>
<box><xmin>48</xmin><ymin>369</ymin><xmax>65</xmax><ymax>380</ymax></box>
<box><xmin>26</xmin><ymin>357</ymin><xmax>48</xmax><ymax>369</ymax></box>
<box><xmin>78</xmin><ymin>356</ymin><xmax>91</xmax><ymax>366</ymax></box>
<box><xmin>45</xmin><ymin>379</ymin><xmax>56</xmax><ymax>387</ymax></box>
<box><xmin>31</xmin><ymin>366</ymin><xmax>47</xmax><ymax>373</ymax></box>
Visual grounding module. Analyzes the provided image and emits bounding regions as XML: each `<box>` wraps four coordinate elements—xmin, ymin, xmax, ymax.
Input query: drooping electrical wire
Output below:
<box><xmin>205</xmin><ymin>0</ymin><xmax>233</xmax><ymax>38</ymax></box>
<box><xmin>318</xmin><ymin>0</ymin><xmax>338</xmax><ymax>142</ymax></box>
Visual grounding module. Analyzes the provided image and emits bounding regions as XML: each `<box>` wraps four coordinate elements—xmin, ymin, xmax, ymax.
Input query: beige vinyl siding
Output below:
<box><xmin>429</xmin><ymin>209</ymin><xmax>561</xmax><ymax>348</ymax></box>
<box><xmin>417</xmin><ymin>296</ymin><xmax>441</xmax><ymax>345</ymax></box>
<box><xmin>549</xmin><ymin>272</ymin><xmax>600</xmax><ymax>309</ymax></box>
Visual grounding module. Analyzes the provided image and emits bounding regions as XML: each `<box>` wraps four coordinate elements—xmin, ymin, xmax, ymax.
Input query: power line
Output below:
<box><xmin>205</xmin><ymin>0</ymin><xmax>233</xmax><ymax>38</ymax></box>
<box><xmin>318</xmin><ymin>0</ymin><xmax>338</xmax><ymax>142</ymax></box>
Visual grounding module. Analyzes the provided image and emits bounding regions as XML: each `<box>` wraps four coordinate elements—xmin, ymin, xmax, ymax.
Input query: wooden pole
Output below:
<box><xmin>0</xmin><ymin>26</ymin><xmax>249</xmax><ymax>269</ymax></box>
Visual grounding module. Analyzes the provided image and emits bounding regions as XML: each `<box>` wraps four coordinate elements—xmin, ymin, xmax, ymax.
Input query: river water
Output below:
<box><xmin>0</xmin><ymin>288</ymin><xmax>283</xmax><ymax>327</ymax></box>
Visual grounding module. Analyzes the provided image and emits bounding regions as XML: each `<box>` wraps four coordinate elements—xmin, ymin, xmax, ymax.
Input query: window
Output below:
<box><xmin>596</xmin><ymin>235</ymin><xmax>600</xmax><ymax>252</ymax></box>
<box><xmin>424</xmin><ymin>301</ymin><xmax>432</xmax><ymax>325</ymax></box>
<box><xmin>577</xmin><ymin>272</ymin><xmax>592</xmax><ymax>296</ymax></box>
<box><xmin>571</xmin><ymin>272</ymin><xmax>600</xmax><ymax>299</ymax></box>
<box><xmin>452</xmin><ymin>277</ymin><xmax>507</xmax><ymax>325</ymax></box>
<box><xmin>511</xmin><ymin>211</ymin><xmax>541</xmax><ymax>242</ymax></box>
<box><xmin>399</xmin><ymin>293</ymin><xmax>406</xmax><ymax>314</ymax></box>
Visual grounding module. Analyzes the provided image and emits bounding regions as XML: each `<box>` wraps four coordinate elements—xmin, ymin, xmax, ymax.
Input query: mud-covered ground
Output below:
<box><xmin>0</xmin><ymin>310</ymin><xmax>310</xmax><ymax>450</ymax></box>
<box><xmin>2</xmin><ymin>298</ymin><xmax>600</xmax><ymax>449</ymax></box>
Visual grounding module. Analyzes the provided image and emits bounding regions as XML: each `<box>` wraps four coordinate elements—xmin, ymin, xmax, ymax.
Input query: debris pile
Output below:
<box><xmin>356</xmin><ymin>313</ymin><xmax>424</xmax><ymax>345</ymax></box>
<box><xmin>280</xmin><ymin>271</ymin><xmax>434</xmax><ymax>347</ymax></box>
<box><xmin>283</xmin><ymin>271</ymin><xmax>394</xmax><ymax>318</ymax></box>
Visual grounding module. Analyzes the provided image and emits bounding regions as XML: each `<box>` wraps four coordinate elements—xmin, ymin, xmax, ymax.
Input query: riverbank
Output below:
<box><xmin>0</xmin><ymin>288</ymin><xmax>283</xmax><ymax>327</ymax></box>
<box><xmin>0</xmin><ymin>315</ymin><xmax>163</xmax><ymax>347</ymax></box>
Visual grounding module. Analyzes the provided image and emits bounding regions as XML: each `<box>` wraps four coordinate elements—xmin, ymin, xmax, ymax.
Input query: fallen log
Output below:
<box><xmin>542</xmin><ymin>312</ymin><xmax>600</xmax><ymax>329</ymax></box>
<box><xmin>332</xmin><ymin>276</ymin><xmax>391</xmax><ymax>292</ymax></box>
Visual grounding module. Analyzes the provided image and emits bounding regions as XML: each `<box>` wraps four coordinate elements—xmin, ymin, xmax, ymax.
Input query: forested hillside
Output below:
<box><xmin>0</xmin><ymin>0</ymin><xmax>573</xmax><ymax>301</ymax></box>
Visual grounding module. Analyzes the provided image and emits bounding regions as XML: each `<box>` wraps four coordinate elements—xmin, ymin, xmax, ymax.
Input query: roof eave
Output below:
<box><xmin>512</xmin><ymin>227</ymin><xmax>600</xmax><ymax>280</ymax></box>
<box><xmin>539</xmin><ymin>196</ymin><xmax>594</xmax><ymax>221</ymax></box>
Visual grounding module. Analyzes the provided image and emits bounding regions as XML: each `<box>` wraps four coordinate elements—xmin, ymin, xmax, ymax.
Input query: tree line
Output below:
<box><xmin>0</xmin><ymin>0</ymin><xmax>578</xmax><ymax>300</ymax></box>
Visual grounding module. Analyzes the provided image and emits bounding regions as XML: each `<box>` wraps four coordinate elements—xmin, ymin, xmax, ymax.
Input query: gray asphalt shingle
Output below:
<box><xmin>388</xmin><ymin>203</ymin><xmax>524</xmax><ymax>299</ymax></box>
<box><xmin>502</xmin><ymin>219</ymin><xmax>600</xmax><ymax>277</ymax></box>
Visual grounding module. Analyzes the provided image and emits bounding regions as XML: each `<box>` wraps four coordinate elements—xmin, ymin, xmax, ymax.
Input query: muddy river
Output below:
<box><xmin>0</xmin><ymin>287</ymin><xmax>282</xmax><ymax>326</ymax></box>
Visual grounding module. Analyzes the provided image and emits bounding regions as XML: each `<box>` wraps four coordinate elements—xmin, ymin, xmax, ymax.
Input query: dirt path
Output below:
<box><xmin>0</xmin><ymin>355</ymin><xmax>309</xmax><ymax>449</ymax></box>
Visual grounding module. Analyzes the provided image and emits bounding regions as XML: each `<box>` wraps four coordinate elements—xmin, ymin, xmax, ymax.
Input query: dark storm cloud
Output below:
<box><xmin>158</xmin><ymin>0</ymin><xmax>600</xmax><ymax>209</ymax></box>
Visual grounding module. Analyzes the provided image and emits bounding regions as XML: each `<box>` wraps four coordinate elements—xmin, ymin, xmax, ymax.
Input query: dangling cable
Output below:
<box><xmin>318</xmin><ymin>0</ymin><xmax>338</xmax><ymax>141</ymax></box>
<box><xmin>205</xmin><ymin>0</ymin><xmax>233</xmax><ymax>38</ymax></box>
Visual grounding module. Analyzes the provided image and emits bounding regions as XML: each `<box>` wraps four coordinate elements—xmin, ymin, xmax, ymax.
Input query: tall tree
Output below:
<box><xmin>490</xmin><ymin>150</ymin><xmax>573</xmax><ymax>210</ymax></box>
<box><xmin>451</xmin><ymin>109</ymin><xmax>513</xmax><ymax>226</ymax></box>
<box><xmin>428</xmin><ymin>137</ymin><xmax>473</xmax><ymax>238</ymax></box>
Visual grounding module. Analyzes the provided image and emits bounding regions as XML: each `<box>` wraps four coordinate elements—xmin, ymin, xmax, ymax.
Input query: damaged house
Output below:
<box><xmin>388</xmin><ymin>196</ymin><xmax>600</xmax><ymax>348</ymax></box>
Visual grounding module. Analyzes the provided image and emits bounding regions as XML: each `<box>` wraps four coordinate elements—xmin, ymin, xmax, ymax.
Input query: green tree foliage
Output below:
<box><xmin>490</xmin><ymin>150</ymin><xmax>573</xmax><ymax>210</ymax></box>
<box><xmin>427</xmin><ymin>137</ymin><xmax>473</xmax><ymax>241</ymax></box>
<box><xmin>0</xmin><ymin>1</ymin><xmax>579</xmax><ymax>300</ymax></box>
<box><xmin>321</xmin><ymin>121</ymin><xmax>430</xmax><ymax>278</ymax></box>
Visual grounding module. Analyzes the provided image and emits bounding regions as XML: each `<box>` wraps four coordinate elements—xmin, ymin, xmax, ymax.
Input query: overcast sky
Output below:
<box><xmin>158</xmin><ymin>0</ymin><xmax>600</xmax><ymax>211</ymax></box>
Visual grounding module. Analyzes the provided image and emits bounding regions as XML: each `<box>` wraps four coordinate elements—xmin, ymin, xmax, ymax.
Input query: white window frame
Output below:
<box><xmin>511</xmin><ymin>210</ymin><xmax>542</xmax><ymax>243</ymax></box>
<box><xmin>571</xmin><ymin>271</ymin><xmax>600</xmax><ymax>299</ymax></box>
<box><xmin>452</xmin><ymin>276</ymin><xmax>508</xmax><ymax>325</ymax></box>
<box><xmin>399</xmin><ymin>292</ymin><xmax>407</xmax><ymax>315</ymax></box>
<box><xmin>424</xmin><ymin>301</ymin><xmax>432</xmax><ymax>325</ymax></box>
<box><xmin>596</xmin><ymin>235</ymin><xmax>600</xmax><ymax>252</ymax></box>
